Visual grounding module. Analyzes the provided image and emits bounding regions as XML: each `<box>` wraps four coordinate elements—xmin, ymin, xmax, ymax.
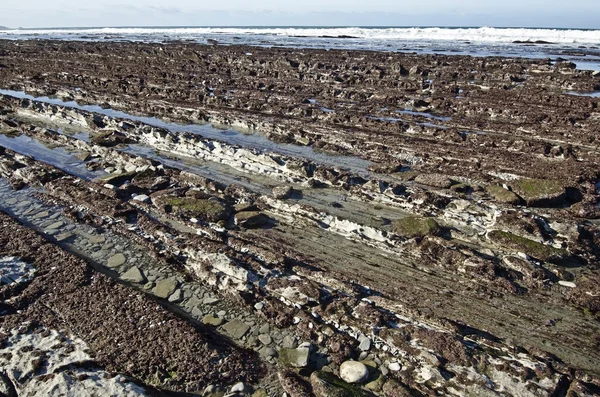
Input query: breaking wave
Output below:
<box><xmin>2</xmin><ymin>26</ymin><xmax>600</xmax><ymax>45</ymax></box>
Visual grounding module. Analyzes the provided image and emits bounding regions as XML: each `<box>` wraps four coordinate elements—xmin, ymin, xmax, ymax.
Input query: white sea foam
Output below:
<box><xmin>1</xmin><ymin>26</ymin><xmax>600</xmax><ymax>45</ymax></box>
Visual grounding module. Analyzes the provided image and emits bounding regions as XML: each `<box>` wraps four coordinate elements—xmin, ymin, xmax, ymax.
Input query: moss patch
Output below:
<box><xmin>392</xmin><ymin>216</ymin><xmax>440</xmax><ymax>238</ymax></box>
<box><xmin>167</xmin><ymin>197</ymin><xmax>229</xmax><ymax>222</ymax></box>
<box><xmin>510</xmin><ymin>178</ymin><xmax>565</xmax><ymax>206</ymax></box>
<box><xmin>486</xmin><ymin>185</ymin><xmax>522</xmax><ymax>205</ymax></box>
<box><xmin>488</xmin><ymin>230</ymin><xmax>567</xmax><ymax>261</ymax></box>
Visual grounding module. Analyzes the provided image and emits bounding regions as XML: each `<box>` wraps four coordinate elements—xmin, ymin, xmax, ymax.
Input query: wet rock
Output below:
<box><xmin>54</xmin><ymin>231</ymin><xmax>74</xmax><ymax>242</ymax></box>
<box><xmin>279</xmin><ymin>347</ymin><xmax>310</xmax><ymax>368</ymax></box>
<box><xmin>234</xmin><ymin>211</ymin><xmax>271</xmax><ymax>228</ymax></box>
<box><xmin>222</xmin><ymin>319</ymin><xmax>251</xmax><ymax>339</ymax></box>
<box><xmin>74</xmin><ymin>151</ymin><xmax>92</xmax><ymax>161</ymax></box>
<box><xmin>168</xmin><ymin>288</ymin><xmax>183</xmax><ymax>303</ymax></box>
<box><xmin>310</xmin><ymin>371</ymin><xmax>369</xmax><ymax>397</ymax></box>
<box><xmin>121</xmin><ymin>266</ymin><xmax>146</xmax><ymax>284</ymax></box>
<box><xmin>202</xmin><ymin>314</ymin><xmax>225</xmax><ymax>327</ymax></box>
<box><xmin>90</xmin><ymin>130</ymin><xmax>132</xmax><ymax>147</ymax></box>
<box><xmin>107</xmin><ymin>253</ymin><xmax>126</xmax><ymax>268</ymax></box>
<box><xmin>154</xmin><ymin>277</ymin><xmax>179</xmax><ymax>299</ymax></box>
<box><xmin>340</xmin><ymin>361</ymin><xmax>370</xmax><ymax>384</ymax></box>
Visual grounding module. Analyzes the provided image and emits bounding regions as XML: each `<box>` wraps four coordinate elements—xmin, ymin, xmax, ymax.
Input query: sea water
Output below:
<box><xmin>1</xmin><ymin>26</ymin><xmax>599</xmax><ymax>70</ymax></box>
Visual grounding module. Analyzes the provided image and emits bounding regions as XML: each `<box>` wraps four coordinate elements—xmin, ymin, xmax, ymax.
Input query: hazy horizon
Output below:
<box><xmin>1</xmin><ymin>1</ymin><xmax>599</xmax><ymax>30</ymax></box>
<box><xmin>3</xmin><ymin>24</ymin><xmax>600</xmax><ymax>31</ymax></box>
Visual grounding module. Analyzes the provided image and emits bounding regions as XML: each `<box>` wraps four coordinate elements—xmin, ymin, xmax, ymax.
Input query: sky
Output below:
<box><xmin>1</xmin><ymin>1</ymin><xmax>599</xmax><ymax>29</ymax></box>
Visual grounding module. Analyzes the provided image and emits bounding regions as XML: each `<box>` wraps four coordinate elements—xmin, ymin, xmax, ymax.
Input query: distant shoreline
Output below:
<box><xmin>3</xmin><ymin>25</ymin><xmax>600</xmax><ymax>31</ymax></box>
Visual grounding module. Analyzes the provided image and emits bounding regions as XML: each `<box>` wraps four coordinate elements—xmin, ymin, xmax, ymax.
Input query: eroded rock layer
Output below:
<box><xmin>0</xmin><ymin>40</ymin><xmax>599</xmax><ymax>397</ymax></box>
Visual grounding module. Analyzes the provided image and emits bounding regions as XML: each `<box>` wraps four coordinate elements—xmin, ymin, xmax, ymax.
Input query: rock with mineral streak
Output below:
<box><xmin>0</xmin><ymin>328</ymin><xmax>150</xmax><ymax>397</ymax></box>
<box><xmin>0</xmin><ymin>256</ymin><xmax>35</xmax><ymax>285</ymax></box>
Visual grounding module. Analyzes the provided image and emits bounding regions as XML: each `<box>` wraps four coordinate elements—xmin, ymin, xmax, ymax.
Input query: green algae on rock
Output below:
<box><xmin>392</xmin><ymin>216</ymin><xmax>440</xmax><ymax>238</ymax></box>
<box><xmin>167</xmin><ymin>197</ymin><xmax>230</xmax><ymax>222</ymax></box>
<box><xmin>509</xmin><ymin>178</ymin><xmax>566</xmax><ymax>207</ymax></box>
<box><xmin>488</xmin><ymin>230</ymin><xmax>567</xmax><ymax>261</ymax></box>
<box><xmin>486</xmin><ymin>185</ymin><xmax>522</xmax><ymax>205</ymax></box>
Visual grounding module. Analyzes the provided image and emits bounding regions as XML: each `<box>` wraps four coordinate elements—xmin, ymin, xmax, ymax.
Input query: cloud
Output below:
<box><xmin>1</xmin><ymin>2</ymin><xmax>599</xmax><ymax>29</ymax></box>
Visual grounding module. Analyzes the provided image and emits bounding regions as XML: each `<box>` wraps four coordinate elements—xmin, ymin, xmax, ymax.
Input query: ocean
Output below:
<box><xmin>1</xmin><ymin>26</ymin><xmax>600</xmax><ymax>70</ymax></box>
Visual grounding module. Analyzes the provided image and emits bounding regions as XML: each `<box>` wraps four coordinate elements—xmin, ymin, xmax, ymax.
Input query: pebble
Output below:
<box><xmin>107</xmin><ymin>253</ymin><xmax>126</xmax><ymax>268</ymax></box>
<box><xmin>202</xmin><ymin>314</ymin><xmax>225</xmax><ymax>327</ymax></box>
<box><xmin>121</xmin><ymin>266</ymin><xmax>146</xmax><ymax>284</ymax></box>
<box><xmin>88</xmin><ymin>235</ymin><xmax>106</xmax><ymax>244</ymax></box>
<box><xmin>54</xmin><ymin>232</ymin><xmax>74</xmax><ymax>242</ymax></box>
<box><xmin>168</xmin><ymin>289</ymin><xmax>183</xmax><ymax>303</ymax></box>
<box><xmin>154</xmin><ymin>277</ymin><xmax>179</xmax><ymax>299</ymax></box>
<box><xmin>258</xmin><ymin>334</ymin><xmax>272</xmax><ymax>345</ymax></box>
<box><xmin>132</xmin><ymin>194</ymin><xmax>150</xmax><ymax>203</ymax></box>
<box><xmin>279</xmin><ymin>347</ymin><xmax>310</xmax><ymax>368</ymax></box>
<box><xmin>222</xmin><ymin>319</ymin><xmax>251</xmax><ymax>339</ymax></box>
<box><xmin>231</xmin><ymin>382</ymin><xmax>247</xmax><ymax>393</ymax></box>
<box><xmin>388</xmin><ymin>362</ymin><xmax>401</xmax><ymax>371</ymax></box>
<box><xmin>340</xmin><ymin>360</ymin><xmax>370</xmax><ymax>384</ymax></box>
<box><xmin>558</xmin><ymin>281</ymin><xmax>576</xmax><ymax>288</ymax></box>
<box><xmin>46</xmin><ymin>221</ymin><xmax>64</xmax><ymax>229</ymax></box>
<box><xmin>192</xmin><ymin>306</ymin><xmax>204</xmax><ymax>318</ymax></box>
<box><xmin>358</xmin><ymin>336</ymin><xmax>371</xmax><ymax>352</ymax></box>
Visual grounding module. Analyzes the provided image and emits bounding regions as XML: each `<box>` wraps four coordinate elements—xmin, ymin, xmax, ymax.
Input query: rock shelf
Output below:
<box><xmin>0</xmin><ymin>40</ymin><xmax>599</xmax><ymax>396</ymax></box>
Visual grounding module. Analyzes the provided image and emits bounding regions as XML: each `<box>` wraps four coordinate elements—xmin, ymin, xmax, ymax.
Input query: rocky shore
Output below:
<box><xmin>0</xmin><ymin>40</ymin><xmax>599</xmax><ymax>396</ymax></box>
